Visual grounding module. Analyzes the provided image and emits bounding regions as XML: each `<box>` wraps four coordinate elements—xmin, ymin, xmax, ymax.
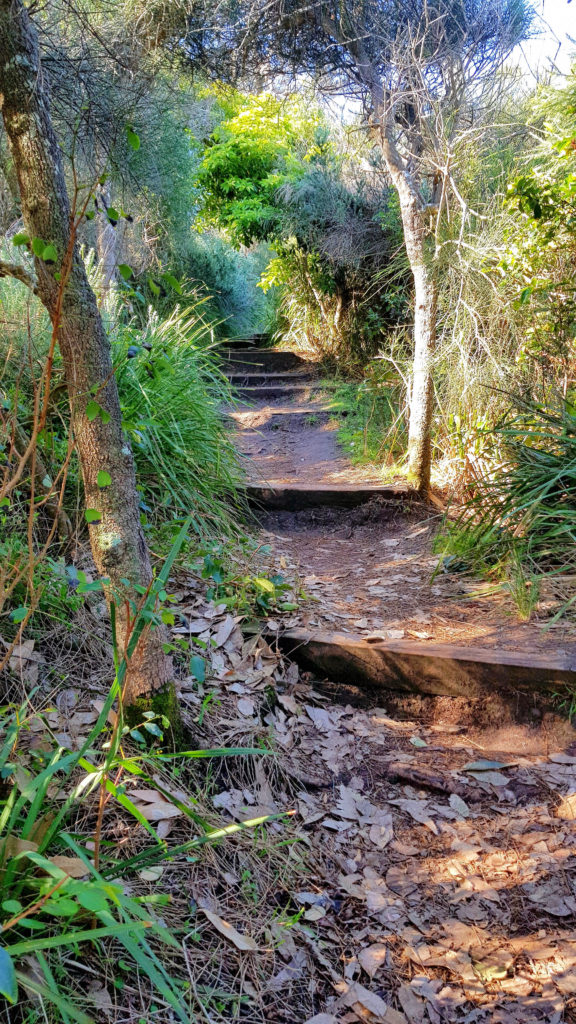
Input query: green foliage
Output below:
<box><xmin>437</xmin><ymin>395</ymin><xmax>576</xmax><ymax>617</ymax></box>
<box><xmin>196</xmin><ymin>90</ymin><xmax>407</xmax><ymax>361</ymax></box>
<box><xmin>113</xmin><ymin>303</ymin><xmax>246</xmax><ymax>535</ymax></box>
<box><xmin>197</xmin><ymin>92</ymin><xmax>324</xmax><ymax>246</ymax></box>
<box><xmin>196</xmin><ymin>541</ymin><xmax>300</xmax><ymax>614</ymax></box>
<box><xmin>325</xmin><ymin>362</ymin><xmax>406</xmax><ymax>469</ymax></box>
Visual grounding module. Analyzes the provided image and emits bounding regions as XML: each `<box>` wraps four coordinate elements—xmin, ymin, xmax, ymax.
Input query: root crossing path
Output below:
<box><xmin>223</xmin><ymin>337</ymin><xmax>576</xmax><ymax>709</ymax></box>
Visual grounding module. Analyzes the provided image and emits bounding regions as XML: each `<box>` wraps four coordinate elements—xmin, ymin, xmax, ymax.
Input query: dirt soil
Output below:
<box><xmin>230</xmin><ymin>396</ymin><xmax>385</xmax><ymax>486</ymax></box>
<box><xmin>232</xmin><ymin>383</ymin><xmax>576</xmax><ymax>657</ymax></box>
<box><xmin>256</xmin><ymin>498</ymin><xmax>576</xmax><ymax>658</ymax></box>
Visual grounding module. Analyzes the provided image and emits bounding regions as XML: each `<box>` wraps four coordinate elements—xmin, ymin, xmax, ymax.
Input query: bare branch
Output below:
<box><xmin>0</xmin><ymin>258</ymin><xmax>38</xmax><ymax>293</ymax></box>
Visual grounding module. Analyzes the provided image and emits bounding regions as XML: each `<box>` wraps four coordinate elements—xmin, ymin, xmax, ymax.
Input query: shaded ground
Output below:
<box><xmin>231</xmin><ymin>377</ymin><xmax>576</xmax><ymax>658</ymax></box>
<box><xmin>230</xmin><ymin>395</ymin><xmax>386</xmax><ymax>487</ymax></box>
<box><xmin>256</xmin><ymin>498</ymin><xmax>576</xmax><ymax>659</ymax></box>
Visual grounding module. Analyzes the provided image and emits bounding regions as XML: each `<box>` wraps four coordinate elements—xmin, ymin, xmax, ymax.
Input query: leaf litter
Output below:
<box><xmin>9</xmin><ymin>575</ymin><xmax>576</xmax><ymax>1023</ymax></box>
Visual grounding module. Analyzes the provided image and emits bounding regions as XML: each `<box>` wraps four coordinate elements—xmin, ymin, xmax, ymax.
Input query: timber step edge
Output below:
<box><xmin>243</xmin><ymin>482</ymin><xmax>411</xmax><ymax>509</ymax></box>
<box><xmin>263</xmin><ymin>628</ymin><xmax>576</xmax><ymax>698</ymax></box>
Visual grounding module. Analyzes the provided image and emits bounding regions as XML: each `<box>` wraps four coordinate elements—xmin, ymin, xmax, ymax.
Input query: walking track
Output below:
<box><xmin>223</xmin><ymin>336</ymin><xmax>576</xmax><ymax>707</ymax></box>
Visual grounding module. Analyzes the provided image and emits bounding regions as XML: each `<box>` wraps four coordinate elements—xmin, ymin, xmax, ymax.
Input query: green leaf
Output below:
<box><xmin>127</xmin><ymin>128</ymin><xmax>141</xmax><ymax>151</ymax></box>
<box><xmin>1</xmin><ymin>900</ymin><xmax>22</xmax><ymax>915</ymax></box>
<box><xmin>0</xmin><ymin>948</ymin><xmax>17</xmax><ymax>1004</ymax></box>
<box><xmin>106</xmin><ymin>207</ymin><xmax>119</xmax><ymax>222</ymax></box>
<box><xmin>10</xmin><ymin>606</ymin><xmax>28</xmax><ymax>624</ymax></box>
<box><xmin>462</xmin><ymin>760</ymin><xmax>513</xmax><ymax>772</ymax></box>
<box><xmin>12</xmin><ymin>232</ymin><xmax>29</xmax><ymax>247</ymax></box>
<box><xmin>85</xmin><ymin>400</ymin><xmax>100</xmax><ymax>421</ymax></box>
<box><xmin>162</xmin><ymin>273</ymin><xmax>182</xmax><ymax>295</ymax></box>
<box><xmin>76</xmin><ymin>890</ymin><xmax>109</xmax><ymax>914</ymax></box>
<box><xmin>77</xmin><ymin>579</ymin><xmax>107</xmax><ymax>594</ymax></box>
<box><xmin>189</xmin><ymin>655</ymin><xmax>205</xmax><ymax>683</ymax></box>
<box><xmin>97</xmin><ymin>471</ymin><xmax>112</xmax><ymax>488</ymax></box>
<box><xmin>254</xmin><ymin>577</ymin><xmax>275</xmax><ymax>594</ymax></box>
<box><xmin>42</xmin><ymin>898</ymin><xmax>78</xmax><ymax>918</ymax></box>
<box><xmin>0</xmin><ymin>497</ymin><xmax>10</xmax><ymax>508</ymax></box>
<box><xmin>42</xmin><ymin>244</ymin><xmax>58</xmax><ymax>264</ymax></box>
<box><xmin>130</xmin><ymin>729</ymin><xmax>146</xmax><ymax>744</ymax></box>
<box><xmin>31</xmin><ymin>237</ymin><xmax>46</xmax><ymax>257</ymax></box>
<box><xmin>160</xmin><ymin>610</ymin><xmax>175</xmax><ymax>626</ymax></box>
<box><xmin>118</xmin><ymin>264</ymin><xmax>134</xmax><ymax>281</ymax></box>
<box><xmin>148</xmin><ymin>277</ymin><xmax>161</xmax><ymax>296</ymax></box>
<box><xmin>143</xmin><ymin>722</ymin><xmax>163</xmax><ymax>738</ymax></box>
<box><xmin>85</xmin><ymin>400</ymin><xmax>110</xmax><ymax>424</ymax></box>
<box><xmin>85</xmin><ymin>509</ymin><xmax>102</xmax><ymax>524</ymax></box>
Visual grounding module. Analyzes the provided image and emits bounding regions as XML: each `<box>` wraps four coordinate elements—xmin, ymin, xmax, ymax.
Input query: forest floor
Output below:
<box><xmin>5</xmin><ymin>348</ymin><xmax>576</xmax><ymax>1024</ymax></box>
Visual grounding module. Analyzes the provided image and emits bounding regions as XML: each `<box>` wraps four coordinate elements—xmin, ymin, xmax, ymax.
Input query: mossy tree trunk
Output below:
<box><xmin>0</xmin><ymin>0</ymin><xmax>177</xmax><ymax>715</ymax></box>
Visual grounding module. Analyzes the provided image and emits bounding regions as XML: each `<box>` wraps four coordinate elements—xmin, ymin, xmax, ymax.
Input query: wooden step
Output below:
<box><xmin>267</xmin><ymin>629</ymin><xmax>576</xmax><ymax>698</ymax></box>
<box><xmin>228</xmin><ymin>370</ymin><xmax>316</xmax><ymax>387</ymax></box>
<box><xmin>244</xmin><ymin>482</ymin><xmax>410</xmax><ymax>509</ymax></box>
<box><xmin>222</xmin><ymin>333</ymin><xmax>270</xmax><ymax>348</ymax></box>
<box><xmin>229</xmin><ymin>405</ymin><xmax>339</xmax><ymax>431</ymax></box>
<box><xmin>234</xmin><ymin>384</ymin><xmax>317</xmax><ymax>403</ymax></box>
<box><xmin>221</xmin><ymin>349</ymin><xmax>307</xmax><ymax>372</ymax></box>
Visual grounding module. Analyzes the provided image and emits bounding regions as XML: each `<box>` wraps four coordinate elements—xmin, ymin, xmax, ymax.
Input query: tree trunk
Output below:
<box><xmin>0</xmin><ymin>0</ymin><xmax>174</xmax><ymax>711</ymax></box>
<box><xmin>407</xmin><ymin>262</ymin><xmax>436</xmax><ymax>495</ymax></box>
<box><xmin>377</xmin><ymin>128</ymin><xmax>436</xmax><ymax>497</ymax></box>
<box><xmin>96</xmin><ymin>183</ymin><xmax>120</xmax><ymax>303</ymax></box>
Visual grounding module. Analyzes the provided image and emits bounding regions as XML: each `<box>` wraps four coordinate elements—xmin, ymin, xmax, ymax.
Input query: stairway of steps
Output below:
<box><xmin>218</xmin><ymin>334</ymin><xmax>574</xmax><ymax>702</ymax></box>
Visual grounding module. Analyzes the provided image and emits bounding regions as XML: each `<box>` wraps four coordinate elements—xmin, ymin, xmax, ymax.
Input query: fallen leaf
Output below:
<box><xmin>358</xmin><ymin>943</ymin><xmax>388</xmax><ymax>979</ymax></box>
<box><xmin>556</xmin><ymin>793</ymin><xmax>576</xmax><ymax>820</ymax></box>
<box><xmin>449</xmin><ymin>793</ymin><xmax>470</xmax><ymax>818</ymax></box>
<box><xmin>130</xmin><ymin>790</ymin><xmax>182</xmax><ymax>821</ymax></box>
<box><xmin>304</xmin><ymin>1016</ymin><xmax>338</xmax><ymax>1024</ymax></box>
<box><xmin>49</xmin><ymin>855</ymin><xmax>90</xmax><ymax>878</ymax></box>
<box><xmin>139</xmin><ymin>865</ymin><xmax>163</xmax><ymax>882</ymax></box>
<box><xmin>397</xmin><ymin>983</ymin><xmax>425</xmax><ymax>1023</ymax></box>
<box><xmin>552</xmin><ymin>970</ymin><xmax>576</xmax><ymax>995</ymax></box>
<box><xmin>462</xmin><ymin>760</ymin><xmax>513</xmax><ymax>772</ymax></box>
<box><xmin>467</xmin><ymin>770</ymin><xmax>510</xmax><ymax>787</ymax></box>
<box><xmin>214</xmin><ymin>614</ymin><xmax>236</xmax><ymax>647</ymax></box>
<box><xmin>200</xmin><ymin>908</ymin><xmax>258</xmax><ymax>951</ymax></box>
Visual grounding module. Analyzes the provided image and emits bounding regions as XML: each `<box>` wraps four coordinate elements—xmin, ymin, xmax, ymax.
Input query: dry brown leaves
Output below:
<box><xmin>16</xmin><ymin>577</ymin><xmax>576</xmax><ymax>1024</ymax></box>
<box><xmin>178</xmin><ymin>591</ymin><xmax>576</xmax><ymax>1022</ymax></box>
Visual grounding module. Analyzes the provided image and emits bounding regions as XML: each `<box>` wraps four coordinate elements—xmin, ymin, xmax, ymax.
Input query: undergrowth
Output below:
<box><xmin>323</xmin><ymin>362</ymin><xmax>406</xmax><ymax>473</ymax></box>
<box><xmin>0</xmin><ymin>521</ymin><xmax>278</xmax><ymax>1023</ymax></box>
<box><xmin>436</xmin><ymin>395</ymin><xmax>576</xmax><ymax>620</ymax></box>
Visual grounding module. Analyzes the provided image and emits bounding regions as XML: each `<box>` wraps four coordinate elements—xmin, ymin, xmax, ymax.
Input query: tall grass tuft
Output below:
<box><xmin>438</xmin><ymin>395</ymin><xmax>576</xmax><ymax>616</ymax></box>
<box><xmin>113</xmin><ymin>303</ymin><xmax>245</xmax><ymax>536</ymax></box>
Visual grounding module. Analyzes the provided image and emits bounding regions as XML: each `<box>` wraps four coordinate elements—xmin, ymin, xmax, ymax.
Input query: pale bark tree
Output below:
<box><xmin>0</xmin><ymin>0</ymin><xmax>174</xmax><ymax>712</ymax></box>
<box><xmin>177</xmin><ymin>0</ymin><xmax>532</xmax><ymax>494</ymax></box>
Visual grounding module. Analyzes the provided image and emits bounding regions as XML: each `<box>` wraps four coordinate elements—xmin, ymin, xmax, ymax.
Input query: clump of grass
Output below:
<box><xmin>436</xmin><ymin>394</ymin><xmax>576</xmax><ymax>619</ymax></box>
<box><xmin>114</xmin><ymin>304</ymin><xmax>246</xmax><ymax>537</ymax></box>
<box><xmin>325</xmin><ymin>364</ymin><xmax>405</xmax><ymax>470</ymax></box>
<box><xmin>0</xmin><ymin>521</ymin><xmax>271</xmax><ymax>1022</ymax></box>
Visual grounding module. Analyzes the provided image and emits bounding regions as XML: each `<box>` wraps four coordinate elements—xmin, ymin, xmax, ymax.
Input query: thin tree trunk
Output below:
<box><xmin>0</xmin><ymin>0</ymin><xmax>174</xmax><ymax>711</ymax></box>
<box><xmin>377</xmin><ymin>126</ymin><xmax>436</xmax><ymax>497</ymax></box>
<box><xmin>96</xmin><ymin>183</ymin><xmax>120</xmax><ymax>302</ymax></box>
<box><xmin>407</xmin><ymin>262</ymin><xmax>436</xmax><ymax>494</ymax></box>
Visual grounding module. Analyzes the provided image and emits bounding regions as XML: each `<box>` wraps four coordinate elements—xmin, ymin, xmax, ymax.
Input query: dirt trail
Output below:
<box><xmin>228</xmin><ymin>347</ymin><xmax>576</xmax><ymax>660</ymax></box>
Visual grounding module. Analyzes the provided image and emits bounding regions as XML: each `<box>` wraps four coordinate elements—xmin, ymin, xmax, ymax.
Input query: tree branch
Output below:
<box><xmin>0</xmin><ymin>258</ymin><xmax>38</xmax><ymax>293</ymax></box>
